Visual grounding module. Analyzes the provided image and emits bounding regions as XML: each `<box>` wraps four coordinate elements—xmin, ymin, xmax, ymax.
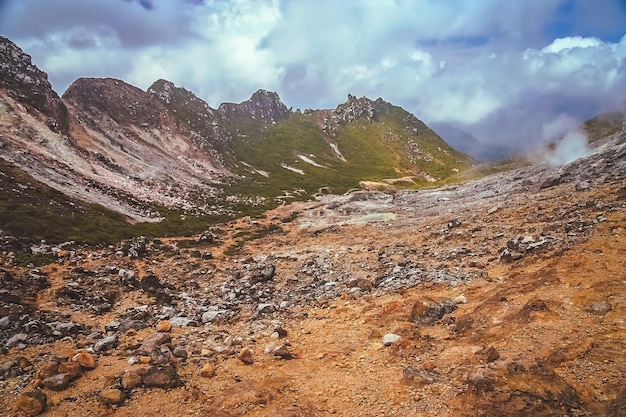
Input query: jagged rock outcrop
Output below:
<box><xmin>0</xmin><ymin>36</ymin><xmax>69</xmax><ymax>134</ymax></box>
<box><xmin>219</xmin><ymin>89</ymin><xmax>290</xmax><ymax>126</ymax></box>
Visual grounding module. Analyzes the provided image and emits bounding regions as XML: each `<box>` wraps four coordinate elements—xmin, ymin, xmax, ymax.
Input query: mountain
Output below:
<box><xmin>430</xmin><ymin>122</ymin><xmax>521</xmax><ymax>162</ymax></box>
<box><xmin>0</xmin><ymin>36</ymin><xmax>471</xmax><ymax>243</ymax></box>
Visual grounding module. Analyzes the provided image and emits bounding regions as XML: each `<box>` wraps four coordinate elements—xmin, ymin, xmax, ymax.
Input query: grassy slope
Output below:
<box><xmin>0</xmin><ymin>159</ymin><xmax>233</xmax><ymax>246</ymax></box>
<box><xmin>228</xmin><ymin>106</ymin><xmax>471</xmax><ymax>198</ymax></box>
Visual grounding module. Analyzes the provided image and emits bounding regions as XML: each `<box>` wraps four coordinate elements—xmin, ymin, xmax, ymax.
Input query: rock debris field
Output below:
<box><xmin>1</xmin><ymin>133</ymin><xmax>626</xmax><ymax>416</ymax></box>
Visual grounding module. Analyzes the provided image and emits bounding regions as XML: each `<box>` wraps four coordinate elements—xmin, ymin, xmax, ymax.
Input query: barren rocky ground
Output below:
<box><xmin>1</xmin><ymin>133</ymin><xmax>625</xmax><ymax>416</ymax></box>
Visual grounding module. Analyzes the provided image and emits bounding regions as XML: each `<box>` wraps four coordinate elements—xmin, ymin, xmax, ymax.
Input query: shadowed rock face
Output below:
<box><xmin>0</xmin><ymin>36</ymin><xmax>69</xmax><ymax>134</ymax></box>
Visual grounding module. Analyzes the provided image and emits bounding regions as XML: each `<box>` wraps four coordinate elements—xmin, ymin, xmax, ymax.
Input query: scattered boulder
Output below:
<box><xmin>72</xmin><ymin>351</ymin><xmax>96</xmax><ymax>369</ymax></box>
<box><xmin>409</xmin><ymin>299</ymin><xmax>457</xmax><ymax>325</ymax></box>
<box><xmin>250</xmin><ymin>263</ymin><xmax>276</xmax><ymax>283</ymax></box>
<box><xmin>587</xmin><ymin>301</ymin><xmax>612</xmax><ymax>314</ymax></box>
<box><xmin>94</xmin><ymin>335</ymin><xmax>118</xmax><ymax>352</ymax></box>
<box><xmin>575</xmin><ymin>180</ymin><xmax>591</xmax><ymax>191</ymax></box>
<box><xmin>42</xmin><ymin>373</ymin><xmax>72</xmax><ymax>391</ymax></box>
<box><xmin>172</xmin><ymin>346</ymin><xmax>188</xmax><ymax>359</ymax></box>
<box><xmin>402</xmin><ymin>366</ymin><xmax>445</xmax><ymax>386</ymax></box>
<box><xmin>142</xmin><ymin>364</ymin><xmax>181</xmax><ymax>388</ymax></box>
<box><xmin>100</xmin><ymin>388</ymin><xmax>125</xmax><ymax>405</ymax></box>
<box><xmin>121</xmin><ymin>370</ymin><xmax>142</xmax><ymax>389</ymax></box>
<box><xmin>256</xmin><ymin>303</ymin><xmax>276</xmax><ymax>315</ymax></box>
<box><xmin>272</xmin><ymin>345</ymin><xmax>293</xmax><ymax>360</ymax></box>
<box><xmin>57</xmin><ymin>361</ymin><xmax>83</xmax><ymax>379</ymax></box>
<box><xmin>155</xmin><ymin>320</ymin><xmax>172</xmax><ymax>332</ymax></box>
<box><xmin>200</xmin><ymin>363</ymin><xmax>216</xmax><ymax>378</ymax></box>
<box><xmin>15</xmin><ymin>390</ymin><xmax>47</xmax><ymax>416</ymax></box>
<box><xmin>5</xmin><ymin>333</ymin><xmax>28</xmax><ymax>349</ymax></box>
<box><xmin>237</xmin><ymin>347</ymin><xmax>254</xmax><ymax>364</ymax></box>
<box><xmin>382</xmin><ymin>334</ymin><xmax>401</xmax><ymax>346</ymax></box>
<box><xmin>140</xmin><ymin>274</ymin><xmax>162</xmax><ymax>294</ymax></box>
<box><xmin>128</xmin><ymin>236</ymin><xmax>148</xmax><ymax>259</ymax></box>
<box><xmin>139</xmin><ymin>332</ymin><xmax>171</xmax><ymax>354</ymax></box>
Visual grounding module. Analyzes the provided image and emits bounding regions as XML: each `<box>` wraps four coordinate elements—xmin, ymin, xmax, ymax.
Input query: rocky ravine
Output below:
<box><xmin>0</xmin><ymin>125</ymin><xmax>625</xmax><ymax>416</ymax></box>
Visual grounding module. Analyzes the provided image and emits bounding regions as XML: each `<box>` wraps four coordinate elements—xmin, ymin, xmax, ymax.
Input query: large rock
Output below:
<box><xmin>42</xmin><ymin>373</ymin><xmax>72</xmax><ymax>391</ymax></box>
<box><xmin>93</xmin><ymin>335</ymin><xmax>118</xmax><ymax>352</ymax></box>
<box><xmin>139</xmin><ymin>332</ymin><xmax>171</xmax><ymax>354</ymax></box>
<box><xmin>15</xmin><ymin>390</ymin><xmax>47</xmax><ymax>416</ymax></box>
<box><xmin>99</xmin><ymin>388</ymin><xmax>125</xmax><ymax>405</ymax></box>
<box><xmin>72</xmin><ymin>352</ymin><xmax>97</xmax><ymax>369</ymax></box>
<box><xmin>142</xmin><ymin>364</ymin><xmax>181</xmax><ymax>388</ymax></box>
<box><xmin>237</xmin><ymin>348</ymin><xmax>254</xmax><ymax>364</ymax></box>
<box><xmin>409</xmin><ymin>299</ymin><xmax>457</xmax><ymax>325</ymax></box>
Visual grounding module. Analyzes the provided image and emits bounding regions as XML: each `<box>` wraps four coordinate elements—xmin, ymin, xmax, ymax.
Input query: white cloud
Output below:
<box><xmin>542</xmin><ymin>36</ymin><xmax>602</xmax><ymax>53</ymax></box>
<box><xmin>2</xmin><ymin>0</ymin><xmax>625</xmax><ymax>147</ymax></box>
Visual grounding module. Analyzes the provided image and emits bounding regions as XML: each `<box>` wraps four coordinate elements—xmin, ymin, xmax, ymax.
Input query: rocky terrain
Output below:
<box><xmin>0</xmin><ymin>118</ymin><xmax>624</xmax><ymax>416</ymax></box>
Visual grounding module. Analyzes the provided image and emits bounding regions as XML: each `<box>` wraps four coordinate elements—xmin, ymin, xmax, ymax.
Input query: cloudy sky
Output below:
<box><xmin>1</xmin><ymin>0</ymin><xmax>625</xmax><ymax>147</ymax></box>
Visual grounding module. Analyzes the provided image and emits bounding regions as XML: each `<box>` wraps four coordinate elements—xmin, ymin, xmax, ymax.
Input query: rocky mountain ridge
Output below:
<box><xmin>0</xmin><ymin>37</ymin><xmax>69</xmax><ymax>135</ymax></box>
<box><xmin>0</xmin><ymin>35</ymin><xmax>470</xmax><ymax>242</ymax></box>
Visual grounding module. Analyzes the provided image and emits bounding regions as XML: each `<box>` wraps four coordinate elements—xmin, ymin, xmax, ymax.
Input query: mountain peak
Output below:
<box><xmin>63</xmin><ymin>77</ymin><xmax>167</xmax><ymax>127</ymax></box>
<box><xmin>219</xmin><ymin>89</ymin><xmax>289</xmax><ymax>125</ymax></box>
<box><xmin>0</xmin><ymin>36</ymin><xmax>69</xmax><ymax>133</ymax></box>
<box><xmin>147</xmin><ymin>79</ymin><xmax>177</xmax><ymax>104</ymax></box>
<box><xmin>333</xmin><ymin>93</ymin><xmax>389</xmax><ymax>124</ymax></box>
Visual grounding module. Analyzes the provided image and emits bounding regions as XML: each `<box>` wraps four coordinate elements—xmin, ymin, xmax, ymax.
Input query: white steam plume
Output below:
<box><xmin>541</xmin><ymin>114</ymin><xmax>590</xmax><ymax>166</ymax></box>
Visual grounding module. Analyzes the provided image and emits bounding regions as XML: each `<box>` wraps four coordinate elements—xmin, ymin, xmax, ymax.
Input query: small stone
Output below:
<box><xmin>57</xmin><ymin>362</ymin><xmax>82</xmax><ymax>379</ymax></box>
<box><xmin>273</xmin><ymin>326</ymin><xmax>288</xmax><ymax>338</ymax></box>
<box><xmin>169</xmin><ymin>317</ymin><xmax>196</xmax><ymax>327</ymax></box>
<box><xmin>100</xmin><ymin>388</ymin><xmax>125</xmax><ymax>405</ymax></box>
<box><xmin>256</xmin><ymin>304</ymin><xmax>276</xmax><ymax>315</ymax></box>
<box><xmin>5</xmin><ymin>333</ymin><xmax>28</xmax><ymax>349</ymax></box>
<box><xmin>200</xmin><ymin>364</ymin><xmax>215</xmax><ymax>378</ymax></box>
<box><xmin>588</xmin><ymin>301</ymin><xmax>612</xmax><ymax>314</ymax></box>
<box><xmin>201</xmin><ymin>311</ymin><xmax>220</xmax><ymax>323</ymax></box>
<box><xmin>382</xmin><ymin>334</ymin><xmax>401</xmax><ymax>346</ymax></box>
<box><xmin>72</xmin><ymin>352</ymin><xmax>96</xmax><ymax>369</ymax></box>
<box><xmin>575</xmin><ymin>181</ymin><xmax>591</xmax><ymax>191</ymax></box>
<box><xmin>273</xmin><ymin>345</ymin><xmax>293</xmax><ymax>360</ymax></box>
<box><xmin>35</xmin><ymin>363</ymin><xmax>59</xmax><ymax>380</ymax></box>
<box><xmin>453</xmin><ymin>295</ymin><xmax>467</xmax><ymax>304</ymax></box>
<box><xmin>94</xmin><ymin>335</ymin><xmax>118</xmax><ymax>353</ymax></box>
<box><xmin>155</xmin><ymin>320</ymin><xmax>172</xmax><ymax>332</ymax></box>
<box><xmin>139</xmin><ymin>332</ymin><xmax>171</xmax><ymax>354</ymax></box>
<box><xmin>0</xmin><ymin>316</ymin><xmax>10</xmax><ymax>329</ymax></box>
<box><xmin>121</xmin><ymin>370</ymin><xmax>142</xmax><ymax>389</ymax></box>
<box><xmin>142</xmin><ymin>364</ymin><xmax>181</xmax><ymax>388</ymax></box>
<box><xmin>172</xmin><ymin>346</ymin><xmax>188</xmax><ymax>359</ymax></box>
<box><xmin>16</xmin><ymin>390</ymin><xmax>47</xmax><ymax>415</ymax></box>
<box><xmin>42</xmin><ymin>373</ymin><xmax>72</xmax><ymax>391</ymax></box>
<box><xmin>237</xmin><ymin>347</ymin><xmax>254</xmax><ymax>364</ymax></box>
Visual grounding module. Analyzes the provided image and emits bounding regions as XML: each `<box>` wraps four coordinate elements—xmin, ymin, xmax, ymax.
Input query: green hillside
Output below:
<box><xmin>227</xmin><ymin>102</ymin><xmax>471</xmax><ymax>200</ymax></box>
